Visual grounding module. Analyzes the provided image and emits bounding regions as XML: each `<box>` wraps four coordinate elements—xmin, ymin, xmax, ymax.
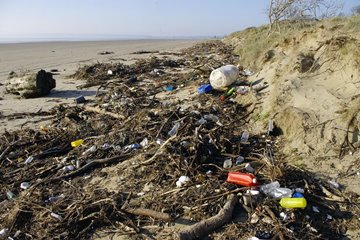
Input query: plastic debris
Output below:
<box><xmin>165</xmin><ymin>85</ymin><xmax>174</xmax><ymax>91</ymax></box>
<box><xmin>0</xmin><ymin>228</ymin><xmax>9</xmax><ymax>238</ymax></box>
<box><xmin>124</xmin><ymin>143</ymin><xmax>141</xmax><ymax>150</ymax></box>
<box><xmin>280</xmin><ymin>198</ymin><xmax>307</xmax><ymax>209</ymax></box>
<box><xmin>312</xmin><ymin>206</ymin><xmax>320</xmax><ymax>213</ymax></box>
<box><xmin>328</xmin><ymin>180</ymin><xmax>340</xmax><ymax>189</ymax></box>
<box><xmin>236</xmin><ymin>156</ymin><xmax>245</xmax><ymax>165</ymax></box>
<box><xmin>203</xmin><ymin>114</ymin><xmax>219</xmax><ymax>123</ymax></box>
<box><xmin>140</xmin><ymin>138</ymin><xmax>149</xmax><ymax>148</ymax></box>
<box><xmin>51</xmin><ymin>212</ymin><xmax>63</xmax><ymax>221</ymax></box>
<box><xmin>195</xmin><ymin>118</ymin><xmax>207</xmax><ymax>125</ymax></box>
<box><xmin>280</xmin><ymin>212</ymin><xmax>288</xmax><ymax>221</ymax></box>
<box><xmin>176</xmin><ymin>176</ymin><xmax>190</xmax><ymax>187</ymax></box>
<box><xmin>223</xmin><ymin>159</ymin><xmax>233</xmax><ymax>169</ymax></box>
<box><xmin>63</xmin><ymin>165</ymin><xmax>75</xmax><ymax>173</ymax></box>
<box><xmin>241</xmin><ymin>131</ymin><xmax>249</xmax><ymax>143</ymax></box>
<box><xmin>227</xmin><ymin>172</ymin><xmax>258</xmax><ymax>187</ymax></box>
<box><xmin>25</xmin><ymin>156</ymin><xmax>34</xmax><ymax>164</ymax></box>
<box><xmin>101</xmin><ymin>143</ymin><xmax>111</xmax><ymax>150</ymax></box>
<box><xmin>168</xmin><ymin>122</ymin><xmax>180</xmax><ymax>136</ymax></box>
<box><xmin>46</xmin><ymin>194</ymin><xmax>65</xmax><ymax>203</ymax></box>
<box><xmin>20</xmin><ymin>182</ymin><xmax>30</xmax><ymax>190</ymax></box>
<box><xmin>209</xmin><ymin>65</ymin><xmax>239</xmax><ymax>90</ymax></box>
<box><xmin>71</xmin><ymin>139</ymin><xmax>84</xmax><ymax>148</ymax></box>
<box><xmin>82</xmin><ymin>145</ymin><xmax>97</xmax><ymax>155</ymax></box>
<box><xmin>197</xmin><ymin>84</ymin><xmax>213</xmax><ymax>94</ymax></box>
<box><xmin>6</xmin><ymin>191</ymin><xmax>15</xmax><ymax>200</ymax></box>
<box><xmin>156</xmin><ymin>138</ymin><xmax>164</xmax><ymax>145</ymax></box>
<box><xmin>243</xmin><ymin>69</ymin><xmax>254</xmax><ymax>76</ymax></box>
<box><xmin>293</xmin><ymin>192</ymin><xmax>304</xmax><ymax>198</ymax></box>
<box><xmin>245</xmin><ymin>163</ymin><xmax>254</xmax><ymax>173</ymax></box>
<box><xmin>75</xmin><ymin>95</ymin><xmax>86</xmax><ymax>104</ymax></box>
<box><xmin>107</xmin><ymin>70</ymin><xmax>113</xmax><ymax>75</ymax></box>
<box><xmin>261</xmin><ymin>181</ymin><xmax>293</xmax><ymax>198</ymax></box>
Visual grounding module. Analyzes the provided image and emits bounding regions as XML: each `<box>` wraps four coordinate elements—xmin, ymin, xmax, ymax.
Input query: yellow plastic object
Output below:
<box><xmin>71</xmin><ymin>139</ymin><xmax>84</xmax><ymax>148</ymax></box>
<box><xmin>40</xmin><ymin>125</ymin><xmax>49</xmax><ymax>132</ymax></box>
<box><xmin>280</xmin><ymin>198</ymin><xmax>307</xmax><ymax>209</ymax></box>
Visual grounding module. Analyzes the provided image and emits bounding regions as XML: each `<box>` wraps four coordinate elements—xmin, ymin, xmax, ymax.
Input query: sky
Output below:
<box><xmin>0</xmin><ymin>0</ymin><xmax>359</xmax><ymax>41</ymax></box>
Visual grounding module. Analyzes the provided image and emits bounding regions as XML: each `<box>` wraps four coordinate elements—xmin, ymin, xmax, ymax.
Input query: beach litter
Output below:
<box><xmin>0</xmin><ymin>40</ymin><xmax>358</xmax><ymax>240</ymax></box>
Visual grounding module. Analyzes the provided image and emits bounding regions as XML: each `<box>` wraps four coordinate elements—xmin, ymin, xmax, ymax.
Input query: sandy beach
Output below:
<box><xmin>0</xmin><ymin>39</ymin><xmax>201</xmax><ymax>131</ymax></box>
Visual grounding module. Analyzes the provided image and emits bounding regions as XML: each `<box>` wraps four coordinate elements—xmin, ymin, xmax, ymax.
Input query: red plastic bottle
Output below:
<box><xmin>227</xmin><ymin>172</ymin><xmax>258</xmax><ymax>187</ymax></box>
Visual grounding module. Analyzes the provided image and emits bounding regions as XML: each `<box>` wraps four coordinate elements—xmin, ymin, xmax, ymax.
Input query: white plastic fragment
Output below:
<box><xmin>156</xmin><ymin>138</ymin><xmax>164</xmax><ymax>145</ymax></box>
<box><xmin>280</xmin><ymin>212</ymin><xmax>288</xmax><ymax>221</ymax></box>
<box><xmin>241</xmin><ymin>131</ymin><xmax>249</xmax><ymax>143</ymax></box>
<box><xmin>20</xmin><ymin>182</ymin><xmax>30</xmax><ymax>190</ymax></box>
<box><xmin>51</xmin><ymin>212</ymin><xmax>63</xmax><ymax>221</ymax></box>
<box><xmin>168</xmin><ymin>122</ymin><xmax>180</xmax><ymax>136</ymax></box>
<box><xmin>140</xmin><ymin>138</ymin><xmax>149</xmax><ymax>148</ymax></box>
<box><xmin>328</xmin><ymin>180</ymin><xmax>340</xmax><ymax>189</ymax></box>
<box><xmin>223</xmin><ymin>159</ymin><xmax>233</xmax><ymax>169</ymax></box>
<box><xmin>245</xmin><ymin>163</ymin><xmax>254</xmax><ymax>173</ymax></box>
<box><xmin>327</xmin><ymin>214</ymin><xmax>333</xmax><ymax>220</ymax></box>
<box><xmin>176</xmin><ymin>176</ymin><xmax>190</xmax><ymax>187</ymax></box>
<box><xmin>107</xmin><ymin>70</ymin><xmax>113</xmax><ymax>75</ymax></box>
<box><xmin>63</xmin><ymin>165</ymin><xmax>75</xmax><ymax>173</ymax></box>
<box><xmin>82</xmin><ymin>145</ymin><xmax>96</xmax><ymax>155</ymax></box>
<box><xmin>0</xmin><ymin>228</ymin><xmax>9</xmax><ymax>238</ymax></box>
<box><xmin>246</xmin><ymin>190</ymin><xmax>260</xmax><ymax>195</ymax></box>
<box><xmin>312</xmin><ymin>206</ymin><xmax>320</xmax><ymax>213</ymax></box>
<box><xmin>25</xmin><ymin>156</ymin><xmax>34</xmax><ymax>164</ymax></box>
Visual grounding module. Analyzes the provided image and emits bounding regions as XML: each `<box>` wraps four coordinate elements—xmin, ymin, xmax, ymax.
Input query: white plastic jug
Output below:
<box><xmin>209</xmin><ymin>65</ymin><xmax>239</xmax><ymax>90</ymax></box>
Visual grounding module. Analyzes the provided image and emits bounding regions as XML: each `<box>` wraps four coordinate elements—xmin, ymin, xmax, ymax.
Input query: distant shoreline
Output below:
<box><xmin>0</xmin><ymin>36</ymin><xmax>214</xmax><ymax>44</ymax></box>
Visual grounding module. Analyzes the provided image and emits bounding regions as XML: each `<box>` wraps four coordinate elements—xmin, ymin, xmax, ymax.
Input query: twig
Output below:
<box><xmin>141</xmin><ymin>135</ymin><xmax>177</xmax><ymax>165</ymax></box>
<box><xmin>55</xmin><ymin>154</ymin><xmax>132</xmax><ymax>180</ymax></box>
<box><xmin>177</xmin><ymin>194</ymin><xmax>238</xmax><ymax>240</ymax></box>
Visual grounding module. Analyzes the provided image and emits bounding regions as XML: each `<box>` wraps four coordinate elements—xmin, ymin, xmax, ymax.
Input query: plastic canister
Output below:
<box><xmin>209</xmin><ymin>65</ymin><xmax>239</xmax><ymax>90</ymax></box>
<box><xmin>280</xmin><ymin>198</ymin><xmax>307</xmax><ymax>209</ymax></box>
<box><xmin>226</xmin><ymin>172</ymin><xmax>258</xmax><ymax>187</ymax></box>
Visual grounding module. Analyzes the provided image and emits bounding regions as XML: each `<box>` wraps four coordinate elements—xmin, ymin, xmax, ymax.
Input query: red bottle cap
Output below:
<box><xmin>220</xmin><ymin>95</ymin><xmax>225</xmax><ymax>101</ymax></box>
<box><xmin>227</xmin><ymin>172</ymin><xmax>258</xmax><ymax>187</ymax></box>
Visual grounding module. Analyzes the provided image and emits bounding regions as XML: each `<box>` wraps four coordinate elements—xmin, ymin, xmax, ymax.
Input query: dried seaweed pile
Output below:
<box><xmin>0</xmin><ymin>40</ymin><xmax>359</xmax><ymax>240</ymax></box>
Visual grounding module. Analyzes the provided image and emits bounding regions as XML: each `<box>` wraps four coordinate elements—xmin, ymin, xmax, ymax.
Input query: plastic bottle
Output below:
<box><xmin>260</xmin><ymin>181</ymin><xmax>293</xmax><ymax>198</ymax></box>
<box><xmin>223</xmin><ymin>159</ymin><xmax>233</xmax><ymax>169</ymax></box>
<box><xmin>227</xmin><ymin>172</ymin><xmax>258</xmax><ymax>187</ymax></box>
<box><xmin>236</xmin><ymin>156</ymin><xmax>245</xmax><ymax>165</ymax></box>
<box><xmin>209</xmin><ymin>65</ymin><xmax>239</xmax><ymax>90</ymax></box>
<box><xmin>6</xmin><ymin>191</ymin><xmax>15</xmax><ymax>200</ymax></box>
<box><xmin>71</xmin><ymin>139</ymin><xmax>84</xmax><ymax>148</ymax></box>
<box><xmin>280</xmin><ymin>198</ymin><xmax>307</xmax><ymax>209</ymax></box>
<box><xmin>241</xmin><ymin>131</ymin><xmax>249</xmax><ymax>143</ymax></box>
<box><xmin>168</xmin><ymin>123</ymin><xmax>180</xmax><ymax>136</ymax></box>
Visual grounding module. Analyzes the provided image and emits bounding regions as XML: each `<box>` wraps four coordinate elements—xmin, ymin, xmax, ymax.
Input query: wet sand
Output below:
<box><xmin>0</xmin><ymin>39</ymin><xmax>202</xmax><ymax>131</ymax></box>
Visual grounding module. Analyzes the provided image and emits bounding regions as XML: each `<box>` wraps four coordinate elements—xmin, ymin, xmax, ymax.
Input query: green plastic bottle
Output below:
<box><xmin>280</xmin><ymin>198</ymin><xmax>307</xmax><ymax>209</ymax></box>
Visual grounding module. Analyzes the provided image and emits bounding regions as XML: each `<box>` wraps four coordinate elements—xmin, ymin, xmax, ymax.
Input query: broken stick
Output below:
<box><xmin>177</xmin><ymin>194</ymin><xmax>238</xmax><ymax>240</ymax></box>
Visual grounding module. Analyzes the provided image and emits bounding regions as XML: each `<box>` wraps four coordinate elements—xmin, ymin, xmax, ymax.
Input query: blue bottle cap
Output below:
<box><xmin>198</xmin><ymin>84</ymin><xmax>213</xmax><ymax>94</ymax></box>
<box><xmin>293</xmin><ymin>192</ymin><xmax>304</xmax><ymax>198</ymax></box>
<box><xmin>165</xmin><ymin>85</ymin><xmax>175</xmax><ymax>91</ymax></box>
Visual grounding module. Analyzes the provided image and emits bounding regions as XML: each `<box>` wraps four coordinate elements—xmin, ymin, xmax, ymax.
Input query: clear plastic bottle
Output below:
<box><xmin>168</xmin><ymin>123</ymin><xmax>180</xmax><ymax>136</ymax></box>
<box><xmin>260</xmin><ymin>181</ymin><xmax>292</xmax><ymax>198</ymax></box>
<box><xmin>241</xmin><ymin>131</ymin><xmax>249</xmax><ymax>143</ymax></box>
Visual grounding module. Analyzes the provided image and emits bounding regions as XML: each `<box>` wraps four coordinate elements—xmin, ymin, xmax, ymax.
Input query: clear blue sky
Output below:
<box><xmin>0</xmin><ymin>0</ymin><xmax>359</xmax><ymax>40</ymax></box>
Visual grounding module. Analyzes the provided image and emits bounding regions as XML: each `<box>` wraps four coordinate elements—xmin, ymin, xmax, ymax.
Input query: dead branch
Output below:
<box><xmin>177</xmin><ymin>194</ymin><xmax>238</xmax><ymax>240</ymax></box>
<box><xmin>84</xmin><ymin>106</ymin><xmax>125</xmax><ymax>120</ymax></box>
<box><xmin>124</xmin><ymin>208</ymin><xmax>172</xmax><ymax>221</ymax></box>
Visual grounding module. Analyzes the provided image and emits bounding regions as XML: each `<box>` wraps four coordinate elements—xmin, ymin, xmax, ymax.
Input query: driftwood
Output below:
<box><xmin>124</xmin><ymin>208</ymin><xmax>171</xmax><ymax>221</ymax></box>
<box><xmin>5</xmin><ymin>70</ymin><xmax>56</xmax><ymax>98</ymax></box>
<box><xmin>177</xmin><ymin>194</ymin><xmax>238</xmax><ymax>240</ymax></box>
<box><xmin>84</xmin><ymin>106</ymin><xmax>125</xmax><ymax>120</ymax></box>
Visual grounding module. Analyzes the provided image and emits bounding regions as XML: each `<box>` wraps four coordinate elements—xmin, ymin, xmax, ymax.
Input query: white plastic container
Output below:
<box><xmin>209</xmin><ymin>65</ymin><xmax>239</xmax><ymax>90</ymax></box>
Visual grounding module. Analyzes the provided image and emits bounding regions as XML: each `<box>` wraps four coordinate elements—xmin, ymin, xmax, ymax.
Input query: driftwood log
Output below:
<box><xmin>177</xmin><ymin>194</ymin><xmax>238</xmax><ymax>240</ymax></box>
<box><xmin>5</xmin><ymin>70</ymin><xmax>56</xmax><ymax>98</ymax></box>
